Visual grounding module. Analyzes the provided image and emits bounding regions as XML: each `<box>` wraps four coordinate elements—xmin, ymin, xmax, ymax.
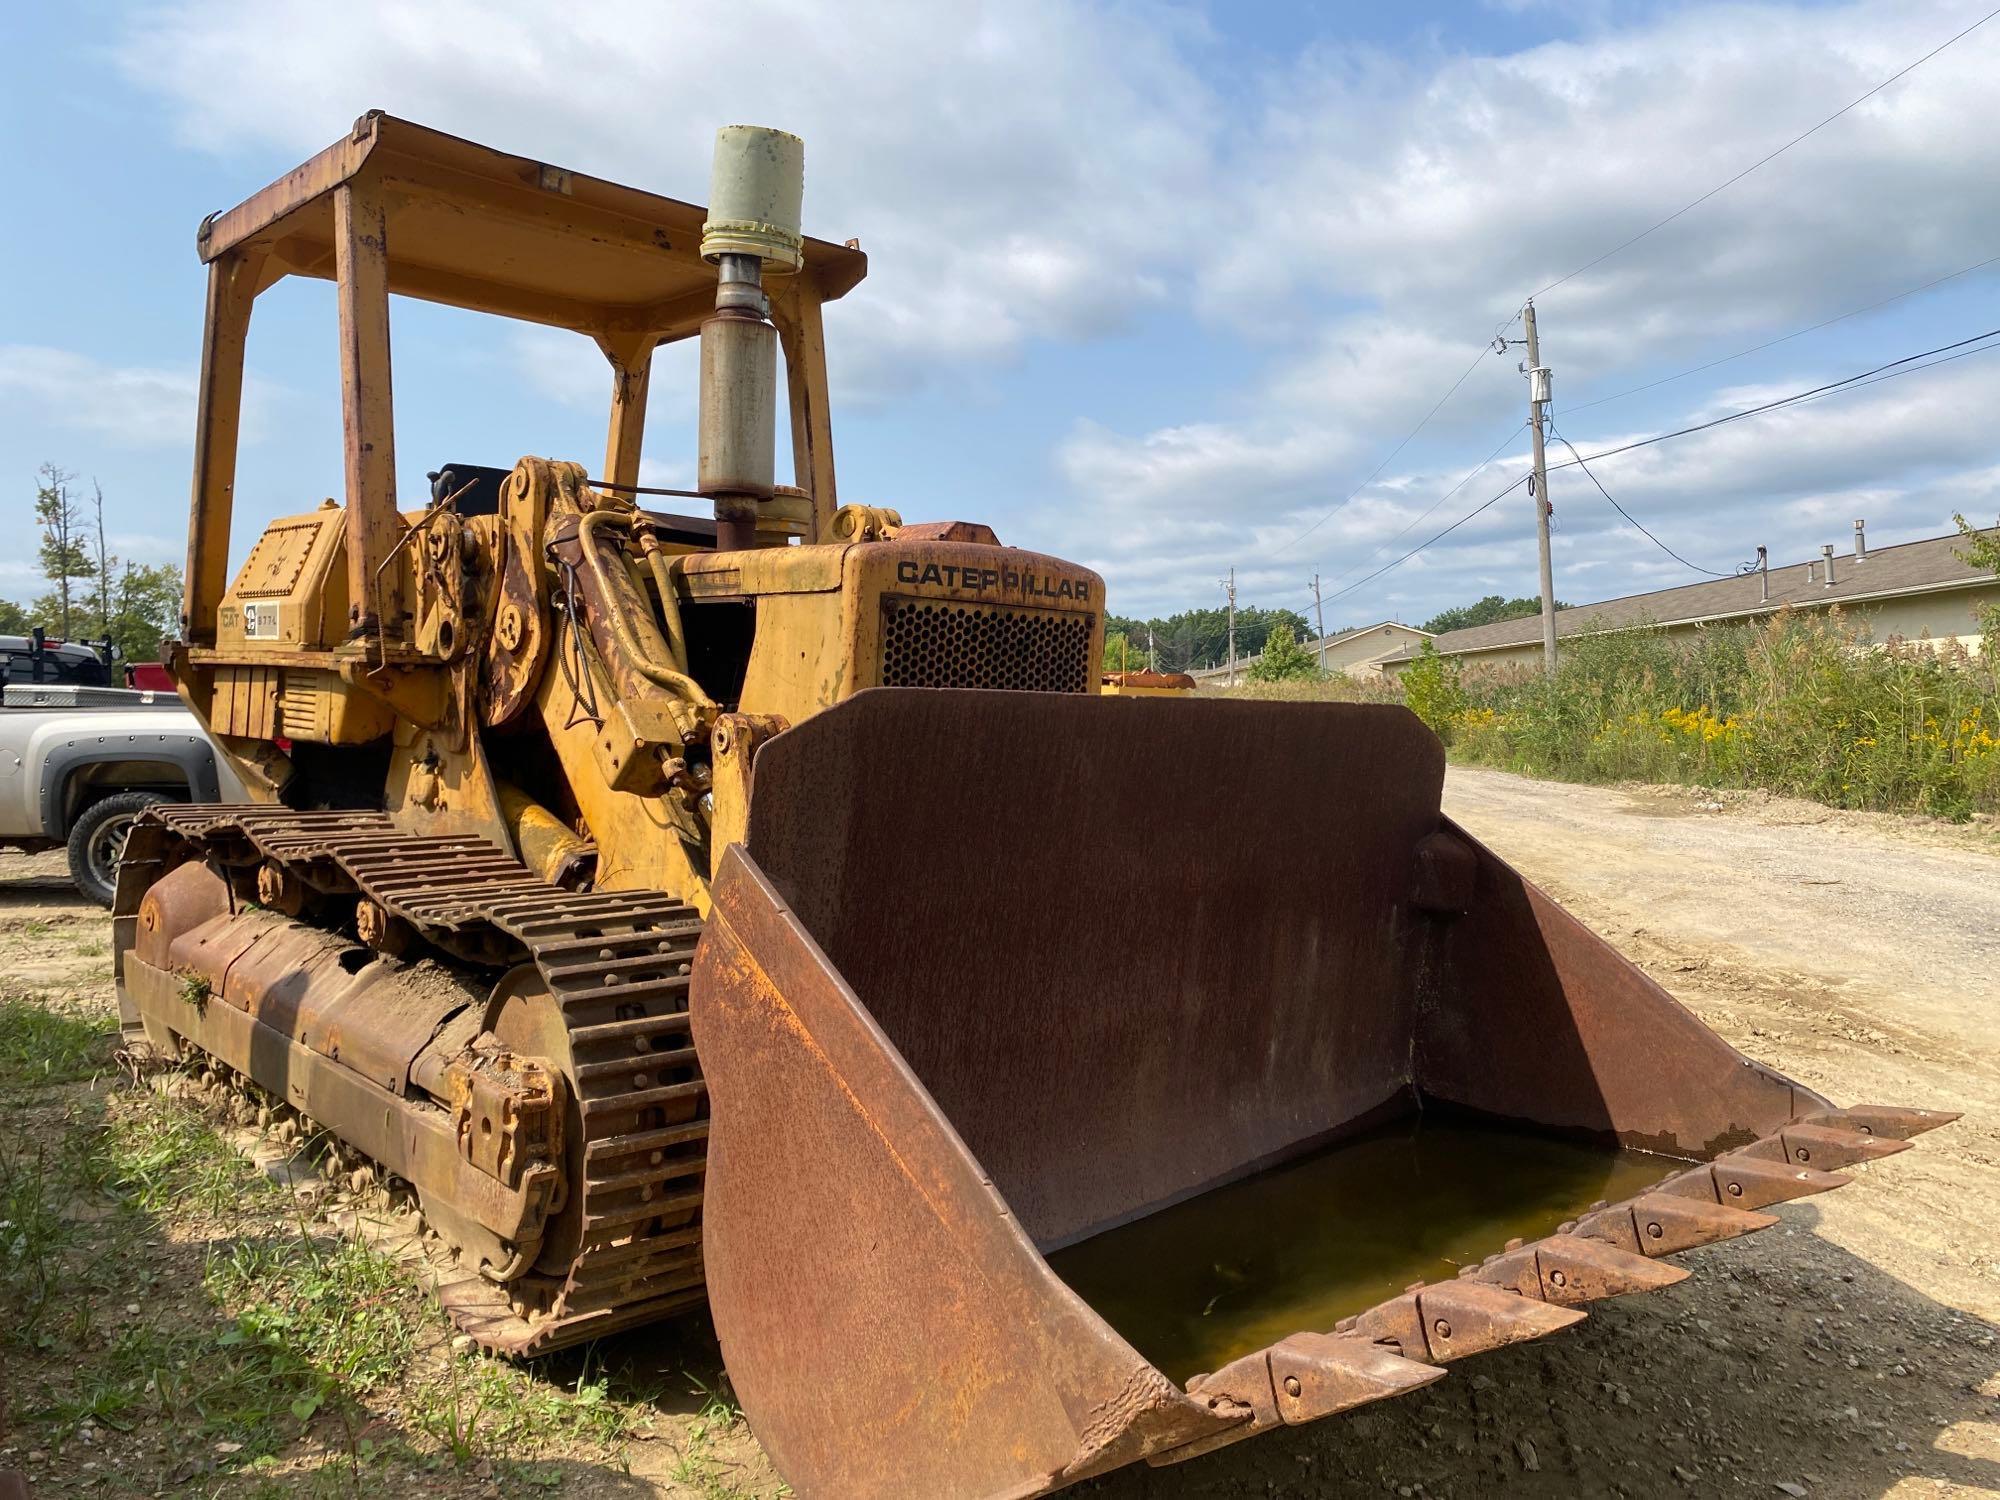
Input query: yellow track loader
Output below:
<box><xmin>115</xmin><ymin>112</ymin><xmax>1953</xmax><ymax>1498</ymax></box>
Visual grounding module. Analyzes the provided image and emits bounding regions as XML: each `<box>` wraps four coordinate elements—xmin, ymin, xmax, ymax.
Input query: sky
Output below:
<box><xmin>4</xmin><ymin>0</ymin><xmax>1998</xmax><ymax>633</ymax></box>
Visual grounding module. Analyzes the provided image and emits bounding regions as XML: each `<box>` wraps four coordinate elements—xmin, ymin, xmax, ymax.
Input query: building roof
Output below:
<box><xmin>1382</xmin><ymin>526</ymin><xmax>1999</xmax><ymax>663</ymax></box>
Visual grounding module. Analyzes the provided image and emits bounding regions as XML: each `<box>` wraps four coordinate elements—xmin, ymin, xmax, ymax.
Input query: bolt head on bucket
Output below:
<box><xmin>702</xmin><ymin>125</ymin><xmax>804</xmax><ymax>272</ymax></box>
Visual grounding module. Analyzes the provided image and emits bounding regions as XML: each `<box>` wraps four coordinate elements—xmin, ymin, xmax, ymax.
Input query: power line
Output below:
<box><xmin>1270</xmin><ymin>335</ymin><xmax>1506</xmax><ymax>556</ymax></box>
<box><xmin>1548</xmin><ymin>421</ymin><xmax>1730</xmax><ymax>577</ymax></box>
<box><xmin>1321</xmin><ymin>474</ymin><xmax>1530</xmax><ymax>607</ymax></box>
<box><xmin>1311</xmin><ymin>421</ymin><xmax>1527</xmax><ymax>595</ymax></box>
<box><xmin>1265</xmin><ymin>9</ymin><xmax>1996</xmax><ymax>583</ymax></box>
<box><xmin>1526</xmin><ymin>6</ymin><xmax>2000</xmax><ymax>305</ymax></box>
<box><xmin>1549</xmin><ymin>326</ymin><xmax>2000</xmax><ymax>469</ymax></box>
<box><xmin>1321</xmin><ymin>325</ymin><xmax>2000</xmax><ymax>604</ymax></box>
<box><xmin>1564</xmin><ymin>251</ymin><xmax>2000</xmax><ymax>415</ymax></box>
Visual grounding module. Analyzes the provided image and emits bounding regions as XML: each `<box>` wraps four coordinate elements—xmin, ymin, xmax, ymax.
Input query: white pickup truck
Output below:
<box><xmin>0</xmin><ymin>667</ymin><xmax>245</xmax><ymax>903</ymax></box>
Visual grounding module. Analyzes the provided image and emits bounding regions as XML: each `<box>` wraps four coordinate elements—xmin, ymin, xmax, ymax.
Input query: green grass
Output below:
<box><xmin>661</xmin><ymin>1387</ymin><xmax>760</xmax><ymax>1497</ymax></box>
<box><xmin>207</xmin><ymin>1230</ymin><xmax>422</xmax><ymax>1395</ymax></box>
<box><xmin>0</xmin><ymin>1139</ymin><xmax>86</xmax><ymax>1346</ymax></box>
<box><xmin>1</xmin><ymin>1009</ymin><xmax>728</xmax><ymax>1489</ymax></box>
<box><xmin>0</xmin><ymin>995</ymin><xmax>117</xmax><ymax>1088</ymax></box>
<box><xmin>103</xmin><ymin>1088</ymin><xmax>274</xmax><ymax>1216</ymax></box>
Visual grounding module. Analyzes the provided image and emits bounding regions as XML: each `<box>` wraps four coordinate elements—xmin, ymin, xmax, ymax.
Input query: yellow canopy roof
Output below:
<box><xmin>199</xmin><ymin>111</ymin><xmax>868</xmax><ymax>338</ymax></box>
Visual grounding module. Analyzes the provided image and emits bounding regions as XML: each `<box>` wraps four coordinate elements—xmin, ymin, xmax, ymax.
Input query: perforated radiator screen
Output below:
<box><xmin>880</xmin><ymin>599</ymin><xmax>1094</xmax><ymax>694</ymax></box>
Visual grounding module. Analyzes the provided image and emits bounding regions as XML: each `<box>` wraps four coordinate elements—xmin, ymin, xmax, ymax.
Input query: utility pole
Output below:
<box><xmin>1523</xmin><ymin>301</ymin><xmax>1557</xmax><ymax>674</ymax></box>
<box><xmin>1223</xmin><ymin>569</ymin><xmax>1238</xmax><ymax>687</ymax></box>
<box><xmin>1310</xmin><ymin>573</ymin><xmax>1327</xmax><ymax>672</ymax></box>
<box><xmin>1146</xmin><ymin>625</ymin><xmax>1157</xmax><ymax>672</ymax></box>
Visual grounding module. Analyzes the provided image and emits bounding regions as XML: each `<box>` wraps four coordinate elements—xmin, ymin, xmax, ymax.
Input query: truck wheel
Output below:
<box><xmin>66</xmin><ymin>791</ymin><xmax>169</xmax><ymax>906</ymax></box>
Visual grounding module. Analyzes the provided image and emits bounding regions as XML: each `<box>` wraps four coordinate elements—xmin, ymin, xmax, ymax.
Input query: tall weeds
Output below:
<box><xmin>1423</xmin><ymin>609</ymin><xmax>1999</xmax><ymax>818</ymax></box>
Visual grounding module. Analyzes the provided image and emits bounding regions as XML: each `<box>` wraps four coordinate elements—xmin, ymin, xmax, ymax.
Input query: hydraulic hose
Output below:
<box><xmin>575</xmin><ymin>508</ymin><xmax>716</xmax><ymax>710</ymax></box>
<box><xmin>643</xmin><ymin>545</ymin><xmax>693</xmax><ymax>673</ymax></box>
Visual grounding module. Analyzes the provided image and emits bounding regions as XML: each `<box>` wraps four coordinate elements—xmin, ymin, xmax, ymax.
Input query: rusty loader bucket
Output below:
<box><xmin>689</xmin><ymin>690</ymin><xmax>1952</xmax><ymax>1499</ymax></box>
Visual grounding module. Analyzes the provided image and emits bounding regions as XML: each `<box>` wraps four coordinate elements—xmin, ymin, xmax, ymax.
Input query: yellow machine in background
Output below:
<box><xmin>1102</xmin><ymin>668</ymin><xmax>1198</xmax><ymax>696</ymax></box>
<box><xmin>115</xmin><ymin>112</ymin><xmax>1951</xmax><ymax>1500</ymax></box>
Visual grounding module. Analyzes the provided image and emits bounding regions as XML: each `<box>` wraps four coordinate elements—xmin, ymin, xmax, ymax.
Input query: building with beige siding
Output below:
<box><xmin>1379</xmin><ymin>522</ymin><xmax>1997</xmax><ymax>677</ymax></box>
<box><xmin>1191</xmin><ymin>620</ymin><xmax>1432</xmax><ymax>686</ymax></box>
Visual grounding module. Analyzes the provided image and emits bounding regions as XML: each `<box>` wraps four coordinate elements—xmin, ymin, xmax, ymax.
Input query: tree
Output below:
<box><xmin>34</xmin><ymin>464</ymin><xmax>93</xmax><ymax>638</ymax></box>
<box><xmin>1957</xmin><ymin>513</ymin><xmax>2000</xmax><ymax>643</ymax></box>
<box><xmin>1246</xmin><ymin>619</ymin><xmax>1322</xmax><ymax>682</ymax></box>
<box><xmin>102</xmin><ymin>562</ymin><xmax>183</xmax><ymax>662</ymax></box>
<box><xmin>82</xmin><ymin>478</ymin><xmax>117</xmax><ymax>641</ymax></box>
<box><xmin>1104</xmin><ymin>604</ymin><xmax>1312</xmax><ymax>671</ymax></box>
<box><xmin>14</xmin><ymin>471</ymin><xmax>178</xmax><ymax>660</ymax></box>
<box><xmin>1400</xmin><ymin>638</ymin><xmax>1466</xmax><ymax>742</ymax></box>
<box><xmin>1420</xmin><ymin>594</ymin><xmax>1568</xmax><ymax>636</ymax></box>
<box><xmin>1102</xmin><ymin>629</ymin><xmax>1149</xmax><ymax>674</ymax></box>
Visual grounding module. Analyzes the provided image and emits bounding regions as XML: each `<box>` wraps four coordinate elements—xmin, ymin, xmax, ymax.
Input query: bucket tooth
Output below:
<box><xmin>1800</xmin><ymin>1105</ymin><xmax>1960</xmax><ymax>1141</ymax></box>
<box><xmin>1737</xmin><ymin>1124</ymin><xmax>1910</xmax><ymax>1171</ymax></box>
<box><xmin>1612</xmin><ymin>1191</ymin><xmax>1779</xmax><ymax>1256</ymax></box>
<box><xmin>1170</xmin><ymin>1335</ymin><xmax>1443</xmax><ymax>1465</ymax></box>
<box><xmin>1708</xmin><ymin>1155</ymin><xmax>1850</xmax><ymax>1209</ymax></box>
<box><xmin>1349</xmin><ymin>1292</ymin><xmax>1427</xmax><ymax>1359</ymax></box>
<box><xmin>1351</xmin><ymin>1283</ymin><xmax>1583</xmax><ymax>1365</ymax></box>
<box><xmin>1476</xmin><ymin>1237</ymin><xmax>1686</xmax><ymax>1307</ymax></box>
<box><xmin>1530</xmin><ymin>1235</ymin><xmax>1691</xmax><ymax>1306</ymax></box>
<box><xmin>1268</xmin><ymin>1333</ymin><xmax>1447</xmax><ymax>1425</ymax></box>
<box><xmin>1473</xmin><ymin>1246</ymin><xmax>1545</xmax><ymax>1299</ymax></box>
<box><xmin>1651</xmin><ymin>1155</ymin><xmax>1848</xmax><ymax>1210</ymax></box>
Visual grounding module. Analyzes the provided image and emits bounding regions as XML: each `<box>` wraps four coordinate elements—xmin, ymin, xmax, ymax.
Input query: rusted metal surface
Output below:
<box><xmin>121</xmin><ymin>805</ymin><xmax>710</xmax><ymax>1355</ymax></box>
<box><xmin>479</xmin><ymin>462</ymin><xmax>555</xmax><ymax>729</ymax></box>
<box><xmin>1413</xmin><ymin>817</ymin><xmax>1821</xmax><ymax>1154</ymax></box>
<box><xmin>113</xmin><ymin>724</ymin><xmax>1961</xmax><ymax>1495</ymax></box>
<box><xmin>333</xmin><ymin>174</ymin><xmax>403</xmax><ymax>639</ymax></box>
<box><xmin>693</xmin><ymin>827</ymin><xmax>1958</xmax><ymax>1497</ymax></box>
<box><xmin>124</xmin><ymin>929</ymin><xmax>554</xmax><ymax>1255</ymax></box>
<box><xmin>694</xmin><ymin>846</ymin><xmax>1243</xmax><ymax>1498</ymax></box>
<box><xmin>1100</xmin><ymin>669</ymin><xmax>1197</xmax><ymax>694</ymax></box>
<box><xmin>678</xmin><ymin>689</ymin><xmax>1960</xmax><ymax>1497</ymax></box>
<box><xmin>447</xmin><ymin>1052</ymin><xmax>561</xmax><ymax>1188</ymax></box>
<box><xmin>736</xmin><ymin>691</ymin><xmax>1814</xmax><ymax>1248</ymax></box>
<box><xmin>739</xmin><ymin>691</ymin><xmax>1447</xmax><ymax>1249</ymax></box>
<box><xmin>893</xmin><ymin>519</ymin><xmax>1002</xmax><ymax>544</ymax></box>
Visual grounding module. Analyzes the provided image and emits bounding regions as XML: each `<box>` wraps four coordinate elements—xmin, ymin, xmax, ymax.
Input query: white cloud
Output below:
<box><xmin>117</xmin><ymin>0</ymin><xmax>1220</xmax><ymax>401</ymax></box>
<box><xmin>1058</xmin><ymin>354</ymin><xmax>2000</xmax><ymax>625</ymax></box>
<box><xmin>0</xmin><ymin>346</ymin><xmax>198</xmax><ymax>448</ymax></box>
<box><xmin>108</xmin><ymin>532</ymin><xmax>186</xmax><ymax>565</ymax></box>
<box><xmin>1043</xmin><ymin>0</ymin><xmax>2000</xmax><ymax>614</ymax></box>
<box><xmin>0</xmin><ymin>344</ymin><xmax>290</xmax><ymax>456</ymax></box>
<box><xmin>112</xmin><ymin>0</ymin><xmax>2000</xmax><ymax>619</ymax></box>
<box><xmin>508</xmin><ymin>327</ymin><xmax>701</xmax><ymax>422</ymax></box>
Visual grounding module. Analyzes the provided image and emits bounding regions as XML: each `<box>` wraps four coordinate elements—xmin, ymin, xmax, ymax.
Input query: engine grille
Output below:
<box><xmin>880</xmin><ymin>599</ymin><xmax>1094</xmax><ymax>694</ymax></box>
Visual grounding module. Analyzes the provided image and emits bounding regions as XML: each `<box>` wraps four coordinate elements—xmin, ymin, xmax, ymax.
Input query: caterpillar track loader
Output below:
<box><xmin>115</xmin><ymin>112</ymin><xmax>1954</xmax><ymax>1499</ymax></box>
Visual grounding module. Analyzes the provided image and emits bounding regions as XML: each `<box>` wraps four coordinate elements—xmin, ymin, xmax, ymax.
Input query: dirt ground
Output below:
<box><xmin>3</xmin><ymin>765</ymin><xmax>1998</xmax><ymax>1497</ymax></box>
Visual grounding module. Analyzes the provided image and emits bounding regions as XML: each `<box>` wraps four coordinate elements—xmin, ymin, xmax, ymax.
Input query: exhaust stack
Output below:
<box><xmin>1854</xmin><ymin>518</ymin><xmax>1868</xmax><ymax>561</ymax></box>
<box><xmin>699</xmin><ymin>126</ymin><xmax>804</xmax><ymax>550</ymax></box>
<box><xmin>1822</xmin><ymin>543</ymin><xmax>1837</xmax><ymax>587</ymax></box>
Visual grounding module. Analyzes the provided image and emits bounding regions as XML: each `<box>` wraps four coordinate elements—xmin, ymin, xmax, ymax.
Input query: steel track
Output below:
<box><xmin>120</xmin><ymin>805</ymin><xmax>711</xmax><ymax>1355</ymax></box>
